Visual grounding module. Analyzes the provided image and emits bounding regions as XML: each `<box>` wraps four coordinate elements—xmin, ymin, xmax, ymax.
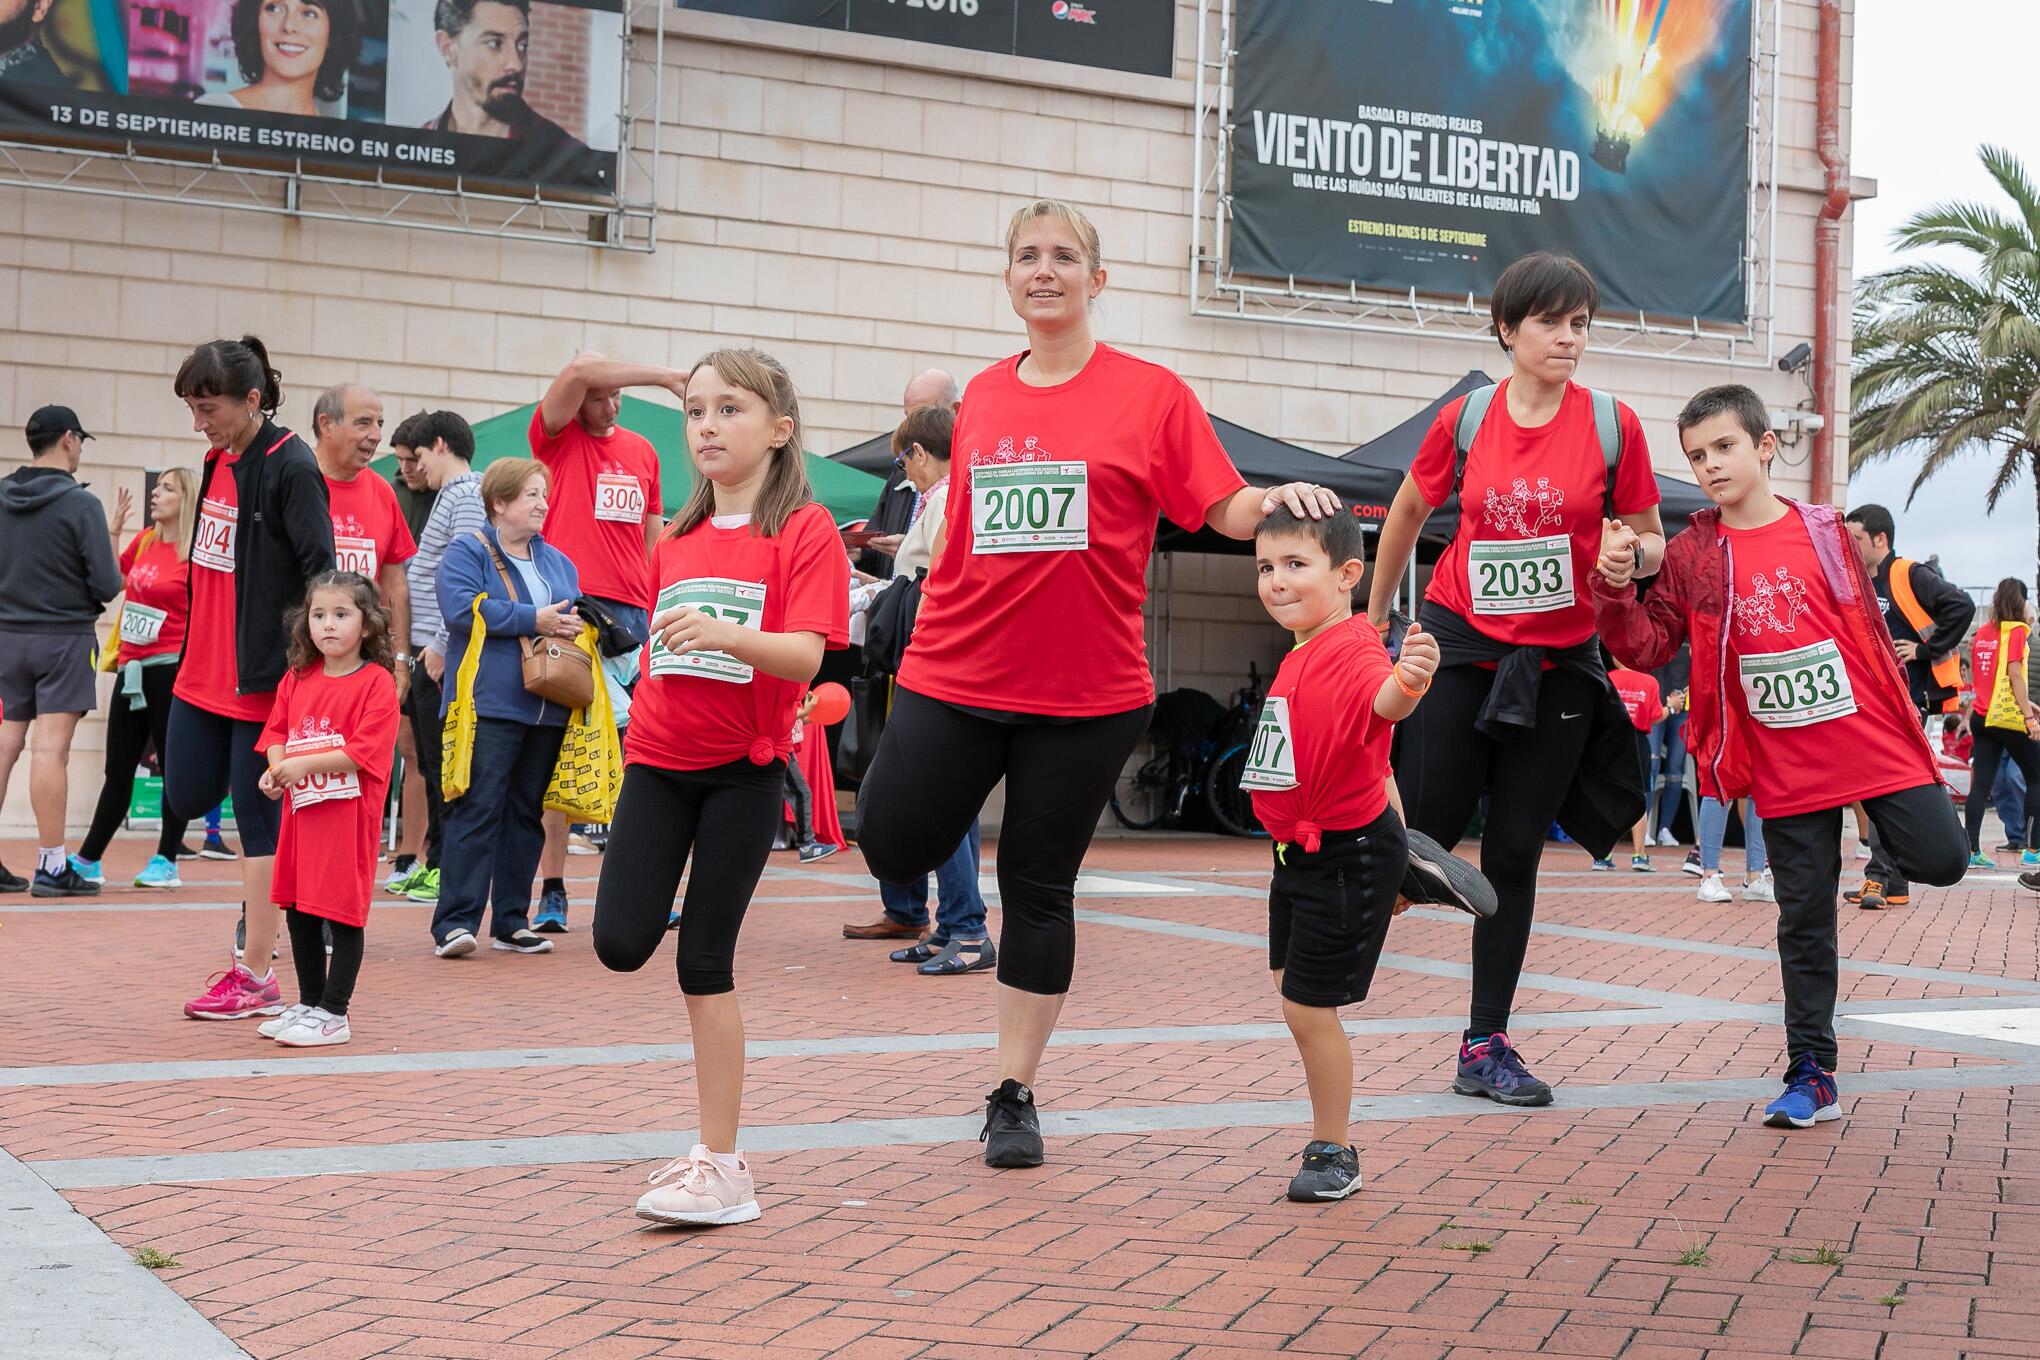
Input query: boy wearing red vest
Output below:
<box><xmin>1591</xmin><ymin>385</ymin><xmax>1966</xmax><ymax>1128</ymax></box>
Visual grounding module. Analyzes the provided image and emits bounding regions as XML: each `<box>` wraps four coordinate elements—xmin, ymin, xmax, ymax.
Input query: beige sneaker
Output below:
<box><xmin>634</xmin><ymin>1146</ymin><xmax>761</xmax><ymax>1226</ymax></box>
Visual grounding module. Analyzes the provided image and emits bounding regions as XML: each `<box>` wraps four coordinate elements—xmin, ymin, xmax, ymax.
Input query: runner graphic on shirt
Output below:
<box><xmin>1481</xmin><ymin>477</ymin><xmax>1565</xmax><ymax>537</ymax></box>
<box><xmin>1731</xmin><ymin>566</ymin><xmax>1812</xmax><ymax>638</ymax></box>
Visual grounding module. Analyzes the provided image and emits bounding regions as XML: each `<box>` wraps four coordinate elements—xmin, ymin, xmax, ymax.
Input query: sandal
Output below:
<box><xmin>917</xmin><ymin>939</ymin><xmax>996</xmax><ymax>976</ymax></box>
<box><xmin>889</xmin><ymin>940</ymin><xmax>945</xmax><ymax>965</ymax></box>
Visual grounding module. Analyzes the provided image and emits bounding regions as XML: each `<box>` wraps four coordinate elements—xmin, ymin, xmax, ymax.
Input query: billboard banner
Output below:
<box><xmin>677</xmin><ymin>0</ymin><xmax>1175</xmax><ymax>79</ymax></box>
<box><xmin>1229</xmin><ymin>0</ymin><xmax>1752</xmax><ymax>324</ymax></box>
<box><xmin>0</xmin><ymin>0</ymin><xmax>624</xmax><ymax>196</ymax></box>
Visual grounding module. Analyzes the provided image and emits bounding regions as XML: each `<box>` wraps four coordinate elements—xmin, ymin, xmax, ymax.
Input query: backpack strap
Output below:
<box><xmin>1454</xmin><ymin>383</ymin><xmax>1624</xmax><ymax>515</ymax></box>
<box><xmin>1589</xmin><ymin>387</ymin><xmax>1620</xmax><ymax>513</ymax></box>
<box><xmin>1450</xmin><ymin>384</ymin><xmax>1499</xmax><ymax>496</ymax></box>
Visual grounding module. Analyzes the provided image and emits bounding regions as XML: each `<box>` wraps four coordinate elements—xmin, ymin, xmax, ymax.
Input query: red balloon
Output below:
<box><xmin>810</xmin><ymin>681</ymin><xmax>852</xmax><ymax>727</ymax></box>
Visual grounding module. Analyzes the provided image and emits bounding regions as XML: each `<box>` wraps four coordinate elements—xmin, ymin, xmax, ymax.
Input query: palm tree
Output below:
<box><xmin>1851</xmin><ymin>145</ymin><xmax>2040</xmax><ymax>588</ymax></box>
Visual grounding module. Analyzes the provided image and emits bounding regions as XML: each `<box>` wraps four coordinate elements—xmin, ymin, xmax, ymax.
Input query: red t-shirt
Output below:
<box><xmin>115</xmin><ymin>531</ymin><xmax>189</xmax><ymax>664</ymax></box>
<box><xmin>260</xmin><ymin>662</ymin><xmax>400</xmax><ymax>927</ymax></box>
<box><xmin>1413</xmin><ymin>379</ymin><xmax>1659</xmax><ymax>648</ymax></box>
<box><xmin>528</xmin><ymin>410</ymin><xmax>661</xmax><ymax>608</ymax></box>
<box><xmin>899</xmin><ymin>345</ymin><xmax>1248</xmax><ymax>716</ymax></box>
<box><xmin>326</xmin><ymin>472</ymin><xmax>417</xmax><ymax>581</ymax></box>
<box><xmin>626</xmin><ymin>503</ymin><xmax>849</xmax><ymax>772</ymax></box>
<box><xmin>1720</xmin><ymin>513</ymin><xmax>1929</xmax><ymax>818</ymax></box>
<box><xmin>1609</xmin><ymin>668</ymin><xmax>1664</xmax><ymax>731</ymax></box>
<box><xmin>175</xmin><ymin>450</ymin><xmax>272</xmax><ymax>722</ymax></box>
<box><xmin>1972</xmin><ymin>621</ymin><xmax>2028</xmax><ymax>711</ymax></box>
<box><xmin>1246</xmin><ymin>616</ymin><xmax>1399</xmax><ymax>843</ymax></box>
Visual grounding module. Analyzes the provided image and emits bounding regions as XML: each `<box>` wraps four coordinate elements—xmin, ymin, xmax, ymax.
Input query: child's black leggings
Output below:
<box><xmin>285</xmin><ymin>908</ymin><xmax>364</xmax><ymax>1015</ymax></box>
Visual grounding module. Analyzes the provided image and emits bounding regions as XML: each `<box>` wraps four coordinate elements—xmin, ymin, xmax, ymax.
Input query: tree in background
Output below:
<box><xmin>1851</xmin><ymin>145</ymin><xmax>2040</xmax><ymax>588</ymax></box>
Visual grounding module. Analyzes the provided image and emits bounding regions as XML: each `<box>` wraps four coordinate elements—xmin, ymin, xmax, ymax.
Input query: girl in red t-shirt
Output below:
<box><xmin>75</xmin><ymin>467</ymin><xmax>198</xmax><ymax>888</ymax></box>
<box><xmin>594</xmin><ymin>349</ymin><xmax>848</xmax><ymax>1229</ymax></box>
<box><xmin>856</xmin><ymin>199</ymin><xmax>1339</xmax><ymax>1172</ymax></box>
<box><xmin>1964</xmin><ymin>578</ymin><xmax>2040</xmax><ymax>862</ymax></box>
<box><xmin>1362</xmin><ymin>253</ymin><xmax>1665</xmax><ymax>1109</ymax></box>
<box><xmin>256</xmin><ymin>572</ymin><xmax>400</xmax><ymax>1048</ymax></box>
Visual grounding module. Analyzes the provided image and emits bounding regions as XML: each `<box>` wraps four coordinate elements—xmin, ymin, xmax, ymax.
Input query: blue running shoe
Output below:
<box><xmin>1763</xmin><ymin>1053</ymin><xmax>1839</xmax><ymax>1128</ymax></box>
<box><xmin>69</xmin><ymin>855</ymin><xmax>105</xmax><ymax>885</ymax></box>
<box><xmin>534</xmin><ymin>884</ymin><xmax>569</xmax><ymax>933</ymax></box>
<box><xmin>1452</xmin><ymin>1032</ymin><xmax>1554</xmax><ymax>1106</ymax></box>
<box><xmin>134</xmin><ymin>855</ymin><xmax>182</xmax><ymax>889</ymax></box>
<box><xmin>1967</xmin><ymin>852</ymin><xmax>1993</xmax><ymax>871</ymax></box>
<box><xmin>2023</xmin><ymin>850</ymin><xmax>2040</xmax><ymax>869</ymax></box>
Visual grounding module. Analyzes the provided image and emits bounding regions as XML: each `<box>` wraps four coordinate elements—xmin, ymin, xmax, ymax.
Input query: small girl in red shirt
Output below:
<box><xmin>256</xmin><ymin>571</ymin><xmax>401</xmax><ymax>1048</ymax></box>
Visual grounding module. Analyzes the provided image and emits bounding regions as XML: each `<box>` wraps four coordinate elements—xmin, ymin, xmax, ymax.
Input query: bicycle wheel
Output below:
<box><xmin>1205</xmin><ymin>744</ymin><xmax>1269</xmax><ymax>838</ymax></box>
<box><xmin>1111</xmin><ymin>734</ymin><xmax>1178</xmax><ymax>831</ymax></box>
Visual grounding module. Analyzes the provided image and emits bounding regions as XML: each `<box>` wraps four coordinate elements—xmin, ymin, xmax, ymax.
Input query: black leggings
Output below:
<box><xmin>593</xmin><ymin>759</ymin><xmax>785</xmax><ymax>996</ymax></box>
<box><xmin>165</xmin><ymin>696</ymin><xmax>280</xmax><ymax>857</ymax></box>
<box><xmin>1966</xmin><ymin>713</ymin><xmax>2039</xmax><ymax>852</ymax></box>
<box><xmin>857</xmin><ymin>688</ymin><xmax>1152</xmax><ymax>995</ymax></box>
<box><xmin>79</xmin><ymin>664</ymin><xmax>187</xmax><ymax>862</ymax></box>
<box><xmin>1395</xmin><ymin>662</ymin><xmax>1600</xmax><ymax>1039</ymax></box>
<box><xmin>284</xmin><ymin>907</ymin><xmax>364</xmax><ymax>1015</ymax></box>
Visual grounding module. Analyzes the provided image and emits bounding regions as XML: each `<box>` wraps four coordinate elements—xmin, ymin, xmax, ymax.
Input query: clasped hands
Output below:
<box><xmin>1595</xmin><ymin>517</ymin><xmax>1643</xmax><ymax>588</ymax></box>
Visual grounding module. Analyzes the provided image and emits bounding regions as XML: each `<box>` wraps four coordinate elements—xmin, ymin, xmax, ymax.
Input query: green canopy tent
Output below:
<box><xmin>371</xmin><ymin>395</ymin><xmax>886</xmax><ymax>524</ymax></box>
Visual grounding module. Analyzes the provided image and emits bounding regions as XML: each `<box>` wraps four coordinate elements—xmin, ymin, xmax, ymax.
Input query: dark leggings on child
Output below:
<box><xmin>1395</xmin><ymin>662</ymin><xmax>1601</xmax><ymax>1039</ymax></box>
<box><xmin>593</xmin><ymin>759</ymin><xmax>785</xmax><ymax>995</ymax></box>
<box><xmin>284</xmin><ymin>908</ymin><xmax>365</xmax><ymax>1015</ymax></box>
<box><xmin>857</xmin><ymin>688</ymin><xmax>1153</xmax><ymax>995</ymax></box>
<box><xmin>1965</xmin><ymin>713</ymin><xmax>2040</xmax><ymax>851</ymax></box>
<box><xmin>79</xmin><ymin>664</ymin><xmax>187</xmax><ymax>861</ymax></box>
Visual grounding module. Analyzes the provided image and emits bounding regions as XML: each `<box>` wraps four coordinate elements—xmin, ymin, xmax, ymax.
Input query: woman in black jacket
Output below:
<box><xmin>167</xmin><ymin>336</ymin><xmax>337</xmax><ymax>1022</ymax></box>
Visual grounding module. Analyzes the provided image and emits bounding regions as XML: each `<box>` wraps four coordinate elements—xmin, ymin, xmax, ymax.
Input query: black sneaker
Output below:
<box><xmin>980</xmin><ymin>1078</ymin><xmax>1044</xmax><ymax>1168</ymax></box>
<box><xmin>30</xmin><ymin>864</ymin><xmax>101</xmax><ymax>897</ymax></box>
<box><xmin>1286</xmin><ymin>1140</ymin><xmax>1362</xmax><ymax>1202</ymax></box>
<box><xmin>2019</xmin><ymin>871</ymin><xmax>2040</xmax><ymax>894</ymax></box>
<box><xmin>1400</xmin><ymin>829</ymin><xmax>1497</xmax><ymax>918</ymax></box>
<box><xmin>0</xmin><ymin>861</ymin><xmax>27</xmax><ymax>893</ymax></box>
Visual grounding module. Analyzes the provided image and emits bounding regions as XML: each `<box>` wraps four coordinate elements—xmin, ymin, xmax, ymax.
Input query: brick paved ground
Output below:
<box><xmin>6</xmin><ymin>831</ymin><xmax>2040</xmax><ymax>1359</ymax></box>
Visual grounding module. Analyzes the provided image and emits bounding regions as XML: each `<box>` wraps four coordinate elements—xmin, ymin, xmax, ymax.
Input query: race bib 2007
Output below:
<box><xmin>118</xmin><ymin>602</ymin><xmax>168</xmax><ymax>647</ymax></box>
<box><xmin>334</xmin><ymin>535</ymin><xmax>378</xmax><ymax>579</ymax></box>
<box><xmin>1740</xmin><ymin>639</ymin><xmax>1857</xmax><ymax>729</ymax></box>
<box><xmin>1238</xmin><ymin>696</ymin><xmax>1299</xmax><ymax>792</ymax></box>
<box><xmin>285</xmin><ymin>732</ymin><xmax>359</xmax><ymax>811</ymax></box>
<box><xmin>971</xmin><ymin>462</ymin><xmax>1088</xmax><ymax>555</ymax></box>
<box><xmin>192</xmin><ymin>498</ymin><xmax>237</xmax><ymax>573</ymax></box>
<box><xmin>649</xmin><ymin>577</ymin><xmax>766</xmax><ymax>684</ymax></box>
<box><xmin>1468</xmin><ymin>534</ymin><xmax>1575</xmax><ymax>615</ymax></box>
<box><xmin>595</xmin><ymin>472</ymin><xmax>646</xmax><ymax>525</ymax></box>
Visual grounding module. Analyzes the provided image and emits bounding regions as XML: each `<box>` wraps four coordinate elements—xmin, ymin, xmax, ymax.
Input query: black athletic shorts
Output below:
<box><xmin>1268</xmin><ymin>807</ymin><xmax>1406</xmax><ymax>1009</ymax></box>
<box><xmin>0</xmin><ymin>630</ymin><xmax>97</xmax><ymax>720</ymax></box>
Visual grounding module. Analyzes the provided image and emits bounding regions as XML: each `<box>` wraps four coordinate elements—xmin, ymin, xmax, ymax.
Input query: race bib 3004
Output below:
<box><xmin>1238</xmin><ymin>696</ymin><xmax>1299</xmax><ymax>792</ymax></box>
<box><xmin>648</xmin><ymin>577</ymin><xmax>766</xmax><ymax>684</ymax></box>
<box><xmin>334</xmin><ymin>535</ymin><xmax>378</xmax><ymax>579</ymax></box>
<box><xmin>1739</xmin><ymin>638</ymin><xmax>1857</xmax><ymax>730</ymax></box>
<box><xmin>119</xmin><ymin>602</ymin><xmax>168</xmax><ymax>647</ymax></box>
<box><xmin>971</xmin><ymin>462</ymin><xmax>1088</xmax><ymax>555</ymax></box>
<box><xmin>284</xmin><ymin>732</ymin><xmax>359</xmax><ymax>810</ymax></box>
<box><xmin>192</xmin><ymin>499</ymin><xmax>237</xmax><ymax>573</ymax></box>
<box><xmin>1468</xmin><ymin>533</ymin><xmax>1575</xmax><ymax>615</ymax></box>
<box><xmin>595</xmin><ymin>472</ymin><xmax>647</xmax><ymax>525</ymax></box>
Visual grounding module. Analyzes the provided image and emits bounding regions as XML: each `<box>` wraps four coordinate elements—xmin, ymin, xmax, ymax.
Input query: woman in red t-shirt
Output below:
<box><xmin>593</xmin><ymin>349</ymin><xmax>849</xmax><ymax>1229</ymax></box>
<box><xmin>1363</xmin><ymin>253</ymin><xmax>1665</xmax><ymax>1107</ymax></box>
<box><xmin>1964</xmin><ymin>578</ymin><xmax>2040</xmax><ymax>860</ymax></box>
<box><xmin>856</xmin><ymin>199</ymin><xmax>1339</xmax><ymax>1171</ymax></box>
<box><xmin>74</xmin><ymin>467</ymin><xmax>199</xmax><ymax>887</ymax></box>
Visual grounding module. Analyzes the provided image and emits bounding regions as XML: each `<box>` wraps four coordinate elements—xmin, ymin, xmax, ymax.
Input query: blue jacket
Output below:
<box><xmin>437</xmin><ymin>526</ymin><xmax>582</xmax><ymax>728</ymax></box>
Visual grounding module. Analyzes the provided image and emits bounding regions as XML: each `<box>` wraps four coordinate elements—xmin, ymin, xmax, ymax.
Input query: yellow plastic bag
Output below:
<box><xmin>1986</xmin><ymin>622</ymin><xmax>2031</xmax><ymax>732</ymax></box>
<box><xmin>544</xmin><ymin>625</ymin><xmax>621</xmax><ymax>822</ymax></box>
<box><xmin>440</xmin><ymin>596</ymin><xmax>487</xmax><ymax>801</ymax></box>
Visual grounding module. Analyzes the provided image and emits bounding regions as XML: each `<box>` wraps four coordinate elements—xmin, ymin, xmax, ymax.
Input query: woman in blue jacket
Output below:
<box><xmin>431</xmin><ymin>458</ymin><xmax>582</xmax><ymax>958</ymax></box>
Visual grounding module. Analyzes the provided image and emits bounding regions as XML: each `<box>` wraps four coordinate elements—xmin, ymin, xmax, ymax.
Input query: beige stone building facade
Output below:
<box><xmin>0</xmin><ymin>0</ymin><xmax>1860</xmax><ymax>832</ymax></box>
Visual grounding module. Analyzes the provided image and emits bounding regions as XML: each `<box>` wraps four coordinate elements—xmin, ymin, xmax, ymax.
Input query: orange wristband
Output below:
<box><xmin>1393</xmin><ymin>666</ymin><xmax>1428</xmax><ymax>700</ymax></box>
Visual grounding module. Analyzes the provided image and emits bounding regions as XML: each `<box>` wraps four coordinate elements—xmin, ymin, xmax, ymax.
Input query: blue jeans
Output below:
<box><xmin>1698</xmin><ymin>796</ymin><xmax>1767</xmax><ymax>876</ymax></box>
<box><xmin>433</xmin><ymin>718</ymin><xmax>563</xmax><ymax>943</ymax></box>
<box><xmin>877</xmin><ymin>820</ymin><xmax>986</xmax><ymax>943</ymax></box>
<box><xmin>1995</xmin><ymin>750</ymin><xmax>2027</xmax><ymax>845</ymax></box>
<box><xmin>1647</xmin><ymin>714</ymin><xmax>1687</xmax><ymax>836</ymax></box>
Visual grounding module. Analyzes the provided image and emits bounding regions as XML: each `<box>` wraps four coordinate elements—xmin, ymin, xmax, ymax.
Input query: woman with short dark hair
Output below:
<box><xmin>198</xmin><ymin>0</ymin><xmax>362</xmax><ymax>118</ymax></box>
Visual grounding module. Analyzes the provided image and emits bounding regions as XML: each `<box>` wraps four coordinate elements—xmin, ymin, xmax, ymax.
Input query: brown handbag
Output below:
<box><xmin>473</xmin><ymin>532</ymin><xmax>595</xmax><ymax>710</ymax></box>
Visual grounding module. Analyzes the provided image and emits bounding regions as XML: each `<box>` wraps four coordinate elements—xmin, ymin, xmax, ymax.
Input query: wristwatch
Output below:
<box><xmin>394</xmin><ymin>652</ymin><xmax>415</xmax><ymax>669</ymax></box>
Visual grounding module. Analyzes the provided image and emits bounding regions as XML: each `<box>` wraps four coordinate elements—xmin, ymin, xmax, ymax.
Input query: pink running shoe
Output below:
<box><xmin>634</xmin><ymin>1146</ymin><xmax>761</xmax><ymax>1226</ymax></box>
<box><xmin>184</xmin><ymin>965</ymin><xmax>285</xmax><ymax>1021</ymax></box>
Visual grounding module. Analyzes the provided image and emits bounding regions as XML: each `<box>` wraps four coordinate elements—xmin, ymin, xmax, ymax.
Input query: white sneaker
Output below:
<box><xmin>1743</xmin><ymin>870</ymin><xmax>1776</xmax><ymax>903</ymax></box>
<box><xmin>273</xmin><ymin>1007</ymin><xmax>350</xmax><ymax>1047</ymax></box>
<box><xmin>258</xmin><ymin>1003</ymin><xmax>312</xmax><ymax>1038</ymax></box>
<box><xmin>435</xmin><ymin>930</ymin><xmax>478</xmax><ymax>958</ymax></box>
<box><xmin>1656</xmin><ymin>828</ymin><xmax>1679</xmax><ymax>848</ymax></box>
<box><xmin>1854</xmin><ymin>844</ymin><xmax>1871</xmax><ymax>860</ymax></box>
<box><xmin>634</xmin><ymin>1145</ymin><xmax>761</xmax><ymax>1226</ymax></box>
<box><xmin>1696</xmin><ymin>872</ymin><xmax>1733</xmax><ymax>903</ymax></box>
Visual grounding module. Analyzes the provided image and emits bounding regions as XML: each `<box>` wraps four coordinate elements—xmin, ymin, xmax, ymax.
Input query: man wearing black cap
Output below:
<box><xmin>0</xmin><ymin>406</ymin><xmax>123</xmax><ymax>896</ymax></box>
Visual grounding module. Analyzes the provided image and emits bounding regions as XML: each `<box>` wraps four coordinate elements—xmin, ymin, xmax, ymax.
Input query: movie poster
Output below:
<box><xmin>0</xmin><ymin>0</ymin><xmax>624</xmax><ymax>195</ymax></box>
<box><xmin>1228</xmin><ymin>0</ymin><xmax>1753</xmax><ymax>323</ymax></box>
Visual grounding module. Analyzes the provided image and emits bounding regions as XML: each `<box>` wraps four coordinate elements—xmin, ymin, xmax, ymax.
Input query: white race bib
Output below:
<box><xmin>971</xmin><ymin>462</ymin><xmax>1088</xmax><ymax>555</ymax></box>
<box><xmin>1238</xmin><ymin>696</ymin><xmax>1299</xmax><ymax>792</ymax></box>
<box><xmin>334</xmin><ymin>535</ymin><xmax>378</xmax><ymax>579</ymax></box>
<box><xmin>284</xmin><ymin>732</ymin><xmax>359</xmax><ymax>810</ymax></box>
<box><xmin>192</xmin><ymin>498</ymin><xmax>237</xmax><ymax>573</ymax></box>
<box><xmin>648</xmin><ymin>577</ymin><xmax>766</xmax><ymax>684</ymax></box>
<box><xmin>1740</xmin><ymin>638</ymin><xmax>1857</xmax><ymax>729</ymax></box>
<box><xmin>119</xmin><ymin>602</ymin><xmax>168</xmax><ymax>647</ymax></box>
<box><xmin>594</xmin><ymin>472</ymin><xmax>647</xmax><ymax>525</ymax></box>
<box><xmin>1468</xmin><ymin>533</ymin><xmax>1575</xmax><ymax>614</ymax></box>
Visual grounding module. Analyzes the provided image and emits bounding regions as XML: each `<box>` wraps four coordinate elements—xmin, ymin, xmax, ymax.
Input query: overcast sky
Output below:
<box><xmin>1846</xmin><ymin>0</ymin><xmax>2039</xmax><ymax>589</ymax></box>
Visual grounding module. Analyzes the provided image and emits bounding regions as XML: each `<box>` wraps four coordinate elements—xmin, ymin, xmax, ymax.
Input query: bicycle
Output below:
<box><xmin>1110</xmin><ymin>665</ymin><xmax>1269</xmax><ymax>838</ymax></box>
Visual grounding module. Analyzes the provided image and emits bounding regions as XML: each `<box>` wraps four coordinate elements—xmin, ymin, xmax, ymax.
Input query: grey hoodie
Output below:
<box><xmin>0</xmin><ymin>465</ymin><xmax>123</xmax><ymax>632</ymax></box>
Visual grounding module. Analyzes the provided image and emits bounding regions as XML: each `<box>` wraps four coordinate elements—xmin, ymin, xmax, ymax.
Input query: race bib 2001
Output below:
<box><xmin>1238</xmin><ymin>696</ymin><xmax>1299</xmax><ymax>792</ymax></box>
<box><xmin>1740</xmin><ymin>638</ymin><xmax>1857</xmax><ymax>729</ymax></box>
<box><xmin>649</xmin><ymin>577</ymin><xmax>766</xmax><ymax>684</ymax></box>
<box><xmin>971</xmin><ymin>462</ymin><xmax>1088</xmax><ymax>555</ymax></box>
<box><xmin>285</xmin><ymin>732</ymin><xmax>359</xmax><ymax>811</ymax></box>
<box><xmin>119</xmin><ymin>602</ymin><xmax>168</xmax><ymax>647</ymax></box>
<box><xmin>1468</xmin><ymin>534</ymin><xmax>1575</xmax><ymax>615</ymax></box>
<box><xmin>594</xmin><ymin>472</ymin><xmax>646</xmax><ymax>525</ymax></box>
<box><xmin>192</xmin><ymin>499</ymin><xmax>237</xmax><ymax>573</ymax></box>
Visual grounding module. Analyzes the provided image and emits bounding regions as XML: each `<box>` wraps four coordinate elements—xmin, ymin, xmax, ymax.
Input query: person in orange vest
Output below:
<box><xmin>1842</xmin><ymin>504</ymin><xmax>1975</xmax><ymax>909</ymax></box>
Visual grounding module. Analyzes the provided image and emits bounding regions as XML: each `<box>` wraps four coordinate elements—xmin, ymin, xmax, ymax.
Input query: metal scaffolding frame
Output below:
<box><xmin>0</xmin><ymin>0</ymin><xmax>664</xmax><ymax>252</ymax></box>
<box><xmin>1190</xmin><ymin>0</ymin><xmax>1784</xmax><ymax>368</ymax></box>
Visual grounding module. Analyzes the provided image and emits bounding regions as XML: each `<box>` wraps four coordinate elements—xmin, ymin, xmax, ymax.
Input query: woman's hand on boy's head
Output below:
<box><xmin>1260</xmin><ymin>482</ymin><xmax>1341</xmax><ymax>520</ymax></box>
<box><xmin>1596</xmin><ymin>517</ymin><xmax>1642</xmax><ymax>587</ymax></box>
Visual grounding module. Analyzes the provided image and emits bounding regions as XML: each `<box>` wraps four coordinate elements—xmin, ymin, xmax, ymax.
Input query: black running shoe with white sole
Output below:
<box><xmin>1400</xmin><ymin>828</ymin><xmax>1497</xmax><ymax>918</ymax></box>
<box><xmin>1286</xmin><ymin>1140</ymin><xmax>1361</xmax><ymax>1202</ymax></box>
<box><xmin>980</xmin><ymin>1078</ymin><xmax>1044</xmax><ymax>1168</ymax></box>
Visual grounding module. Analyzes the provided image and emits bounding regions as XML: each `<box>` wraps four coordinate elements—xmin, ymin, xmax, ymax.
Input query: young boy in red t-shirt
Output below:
<box><xmin>1591</xmin><ymin>385</ymin><xmax>1966</xmax><ymax>1128</ymax></box>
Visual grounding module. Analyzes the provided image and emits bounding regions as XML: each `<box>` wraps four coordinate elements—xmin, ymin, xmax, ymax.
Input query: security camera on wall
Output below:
<box><xmin>1777</xmin><ymin>342</ymin><xmax>1814</xmax><ymax>374</ymax></box>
